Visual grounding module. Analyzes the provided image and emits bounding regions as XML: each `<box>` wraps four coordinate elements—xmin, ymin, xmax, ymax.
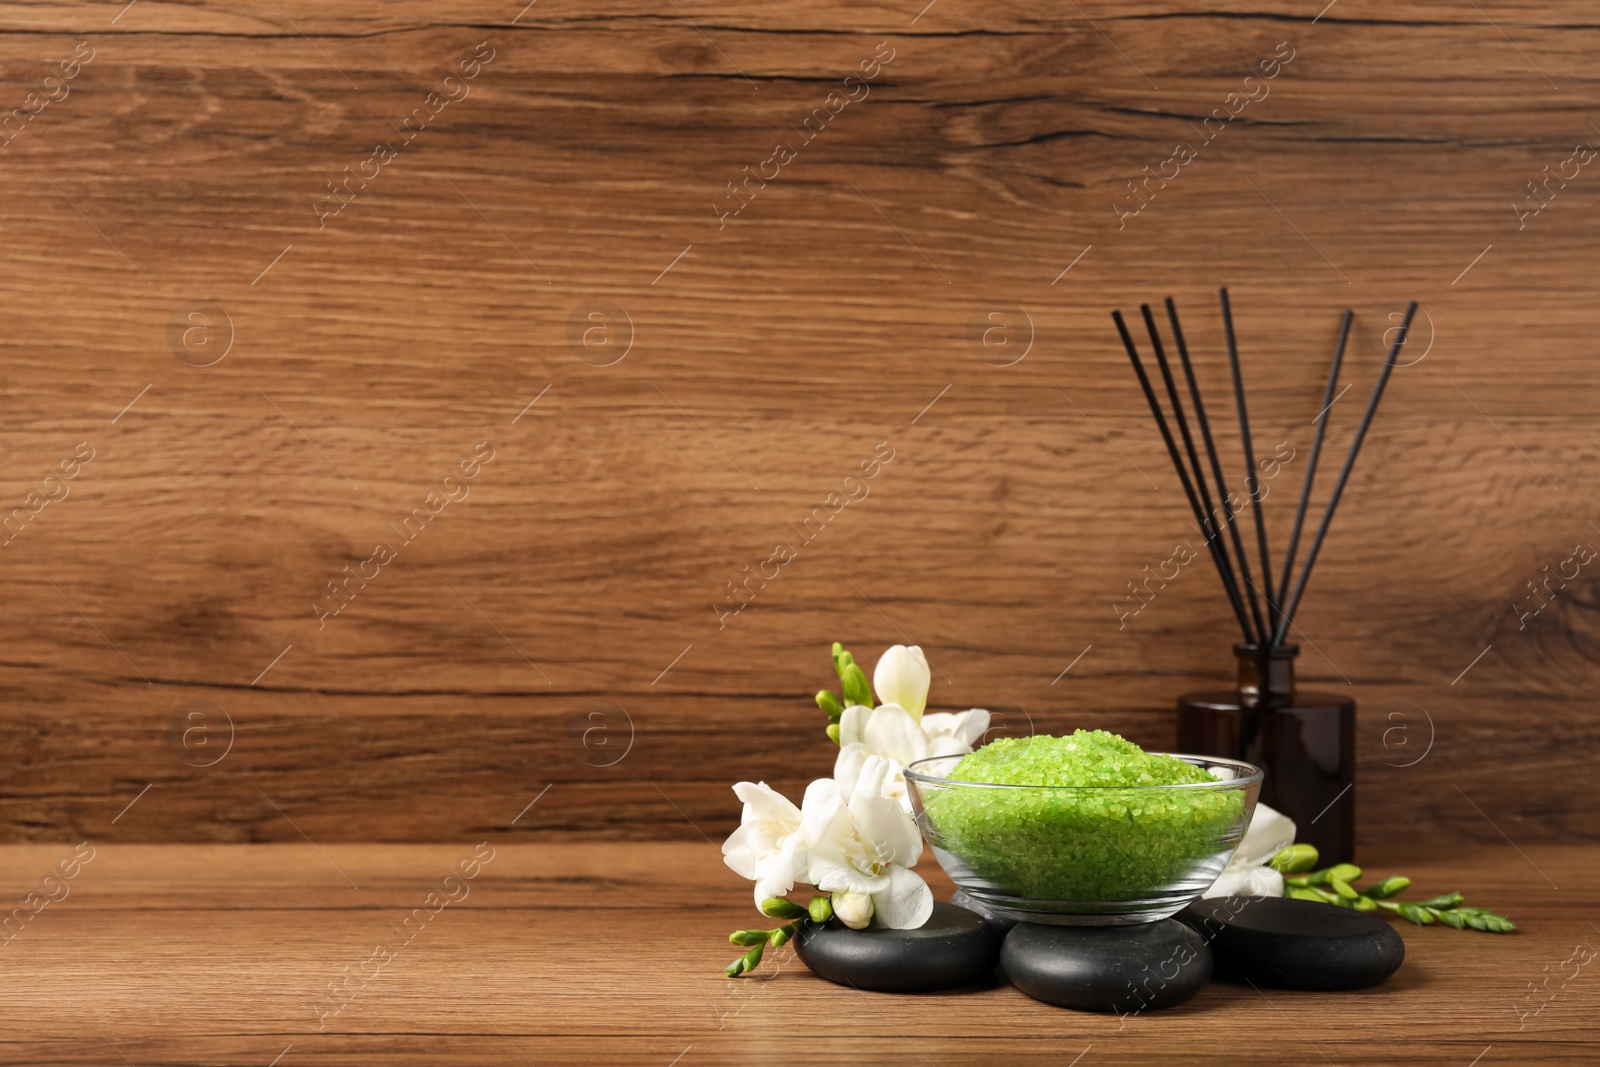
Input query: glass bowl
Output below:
<box><xmin>904</xmin><ymin>752</ymin><xmax>1263</xmax><ymax>925</ymax></box>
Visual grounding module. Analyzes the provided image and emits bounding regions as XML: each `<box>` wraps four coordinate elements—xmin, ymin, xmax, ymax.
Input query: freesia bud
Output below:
<box><xmin>873</xmin><ymin>645</ymin><xmax>930</xmax><ymax>719</ymax></box>
<box><xmin>759</xmin><ymin>897</ymin><xmax>808</xmax><ymax>920</ymax></box>
<box><xmin>833</xmin><ymin>891</ymin><xmax>874</xmax><ymax>930</ymax></box>
<box><xmin>1269</xmin><ymin>843</ymin><xmax>1318</xmax><ymax>874</ymax></box>
<box><xmin>841</xmin><ymin>663</ymin><xmax>872</xmax><ymax>708</ymax></box>
<box><xmin>826</xmin><ymin>723</ymin><xmax>841</xmax><ymax>745</ymax></box>
<box><xmin>1367</xmin><ymin>875</ymin><xmax>1410</xmax><ymax>899</ymax></box>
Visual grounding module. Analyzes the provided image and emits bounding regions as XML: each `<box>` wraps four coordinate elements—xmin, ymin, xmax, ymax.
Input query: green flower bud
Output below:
<box><xmin>816</xmin><ymin>689</ymin><xmax>842</xmax><ymax>716</ymax></box>
<box><xmin>729</xmin><ymin>929</ymin><xmax>767</xmax><ymax>946</ymax></box>
<box><xmin>809</xmin><ymin>894</ymin><xmax>834</xmax><ymax>923</ymax></box>
<box><xmin>768</xmin><ymin>924</ymin><xmax>794</xmax><ymax>947</ymax></box>
<box><xmin>759</xmin><ymin>897</ymin><xmax>808</xmax><ymax>920</ymax></box>
<box><xmin>1397</xmin><ymin>903</ymin><xmax>1434</xmax><ymax>925</ymax></box>
<box><xmin>1366</xmin><ymin>876</ymin><xmax>1411</xmax><ymax>900</ymax></box>
<box><xmin>1415</xmin><ymin>891</ymin><xmax>1464</xmax><ymax>910</ymax></box>
<box><xmin>1269</xmin><ymin>843</ymin><xmax>1319</xmax><ymax>874</ymax></box>
<box><xmin>841</xmin><ymin>663</ymin><xmax>872</xmax><ymax>707</ymax></box>
<box><xmin>1329</xmin><ymin>877</ymin><xmax>1359</xmax><ymax>900</ymax></box>
<box><xmin>826</xmin><ymin>723</ymin><xmax>841</xmax><ymax>745</ymax></box>
<box><xmin>725</xmin><ymin>941</ymin><xmax>766</xmax><ymax>977</ymax></box>
<box><xmin>1326</xmin><ymin>864</ymin><xmax>1362</xmax><ymax>884</ymax></box>
<box><xmin>1350</xmin><ymin>894</ymin><xmax>1378</xmax><ymax>912</ymax></box>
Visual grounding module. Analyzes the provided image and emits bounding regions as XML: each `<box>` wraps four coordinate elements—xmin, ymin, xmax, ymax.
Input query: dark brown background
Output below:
<box><xmin>1</xmin><ymin>0</ymin><xmax>1594</xmax><ymax>852</ymax></box>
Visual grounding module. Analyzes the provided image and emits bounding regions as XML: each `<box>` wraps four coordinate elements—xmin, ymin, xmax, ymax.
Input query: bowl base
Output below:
<box><xmin>959</xmin><ymin>893</ymin><xmax>1191</xmax><ymax>927</ymax></box>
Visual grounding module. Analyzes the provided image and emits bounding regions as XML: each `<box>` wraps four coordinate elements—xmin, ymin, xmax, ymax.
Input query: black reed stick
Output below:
<box><xmin>1164</xmin><ymin>297</ymin><xmax>1268</xmax><ymax>648</ymax></box>
<box><xmin>1274</xmin><ymin>301</ymin><xmax>1417</xmax><ymax>644</ymax></box>
<box><xmin>1219</xmin><ymin>288</ymin><xmax>1277</xmax><ymax>640</ymax></box>
<box><xmin>1144</xmin><ymin>303</ymin><xmax>1265</xmax><ymax>645</ymax></box>
<box><xmin>1113</xmin><ymin>310</ymin><xmax>1255</xmax><ymax>641</ymax></box>
<box><xmin>1274</xmin><ymin>310</ymin><xmax>1353</xmax><ymax>624</ymax></box>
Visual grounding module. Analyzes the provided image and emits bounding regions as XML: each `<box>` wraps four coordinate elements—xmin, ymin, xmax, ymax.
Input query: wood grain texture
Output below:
<box><xmin>0</xmin><ymin>2</ymin><xmax>1597</xmax><ymax>845</ymax></box>
<box><xmin>0</xmin><ymin>842</ymin><xmax>1592</xmax><ymax>1065</ymax></box>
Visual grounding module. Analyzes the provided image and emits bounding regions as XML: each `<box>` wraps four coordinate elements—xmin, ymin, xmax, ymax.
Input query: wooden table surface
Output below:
<box><xmin>0</xmin><ymin>841</ymin><xmax>1591</xmax><ymax>1065</ymax></box>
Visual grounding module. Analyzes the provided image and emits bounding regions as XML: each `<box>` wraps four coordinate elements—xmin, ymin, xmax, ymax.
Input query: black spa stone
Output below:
<box><xmin>1177</xmin><ymin>895</ymin><xmax>1405</xmax><ymax>991</ymax></box>
<box><xmin>1001</xmin><ymin>919</ymin><xmax>1211</xmax><ymax>1013</ymax></box>
<box><xmin>793</xmin><ymin>901</ymin><xmax>1004</xmax><ymax>992</ymax></box>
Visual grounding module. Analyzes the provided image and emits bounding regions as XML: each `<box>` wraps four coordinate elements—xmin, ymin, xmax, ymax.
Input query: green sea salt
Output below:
<box><xmin>927</xmin><ymin>730</ymin><xmax>1244</xmax><ymax>902</ymax></box>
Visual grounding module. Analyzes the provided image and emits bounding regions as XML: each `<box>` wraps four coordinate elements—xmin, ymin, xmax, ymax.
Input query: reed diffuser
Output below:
<box><xmin>1112</xmin><ymin>290</ymin><xmax>1417</xmax><ymax>864</ymax></box>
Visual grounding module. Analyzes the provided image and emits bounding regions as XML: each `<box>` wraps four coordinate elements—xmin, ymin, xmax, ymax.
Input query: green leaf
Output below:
<box><xmin>729</xmin><ymin>929</ymin><xmax>767</xmax><ymax>946</ymax></box>
<box><xmin>1270</xmin><ymin>843</ymin><xmax>1319</xmax><ymax>874</ymax></box>
<box><xmin>808</xmin><ymin>894</ymin><xmax>834</xmax><ymax>923</ymax></box>
<box><xmin>1366</xmin><ymin>876</ymin><xmax>1411</xmax><ymax>900</ymax></box>
<box><xmin>760</xmin><ymin>897</ymin><xmax>808</xmax><ymax>920</ymax></box>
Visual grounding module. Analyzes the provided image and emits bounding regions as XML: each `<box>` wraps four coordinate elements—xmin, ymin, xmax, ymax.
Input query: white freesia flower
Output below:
<box><xmin>873</xmin><ymin>645</ymin><xmax>931</xmax><ymax>719</ymax></box>
<box><xmin>834</xmin><ymin>702</ymin><xmax>991</xmax><ymax>811</ymax></box>
<box><xmin>802</xmin><ymin>755</ymin><xmax>933</xmax><ymax>930</ymax></box>
<box><xmin>721</xmin><ymin>758</ymin><xmax>933</xmax><ymax>930</ymax></box>
<box><xmin>1202</xmin><ymin>802</ymin><xmax>1296</xmax><ymax>899</ymax></box>
<box><xmin>920</xmin><ymin>709</ymin><xmax>992</xmax><ymax>753</ymax></box>
<box><xmin>721</xmin><ymin>781</ymin><xmax>807</xmax><ymax>906</ymax></box>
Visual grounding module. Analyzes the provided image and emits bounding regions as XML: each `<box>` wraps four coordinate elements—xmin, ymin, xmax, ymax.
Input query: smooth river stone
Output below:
<box><xmin>1001</xmin><ymin>920</ymin><xmax>1212</xmax><ymax>1013</ymax></box>
<box><xmin>793</xmin><ymin>902</ymin><xmax>1004</xmax><ymax>992</ymax></box>
<box><xmin>1178</xmin><ymin>895</ymin><xmax>1405</xmax><ymax>990</ymax></box>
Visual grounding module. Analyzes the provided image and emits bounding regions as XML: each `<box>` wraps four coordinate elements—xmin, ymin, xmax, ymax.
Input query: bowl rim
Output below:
<box><xmin>902</xmin><ymin>751</ymin><xmax>1265</xmax><ymax>791</ymax></box>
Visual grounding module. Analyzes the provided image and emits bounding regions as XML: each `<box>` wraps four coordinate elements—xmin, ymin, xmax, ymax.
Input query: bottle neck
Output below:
<box><xmin>1234</xmin><ymin>643</ymin><xmax>1299</xmax><ymax>708</ymax></box>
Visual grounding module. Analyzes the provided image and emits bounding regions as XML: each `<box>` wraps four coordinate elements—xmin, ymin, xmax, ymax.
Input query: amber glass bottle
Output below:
<box><xmin>1176</xmin><ymin>644</ymin><xmax>1355</xmax><ymax>864</ymax></box>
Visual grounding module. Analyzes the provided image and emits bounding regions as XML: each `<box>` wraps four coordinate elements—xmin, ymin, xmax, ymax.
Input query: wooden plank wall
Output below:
<box><xmin>0</xmin><ymin>1</ymin><xmax>1594</xmax><ymax>848</ymax></box>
